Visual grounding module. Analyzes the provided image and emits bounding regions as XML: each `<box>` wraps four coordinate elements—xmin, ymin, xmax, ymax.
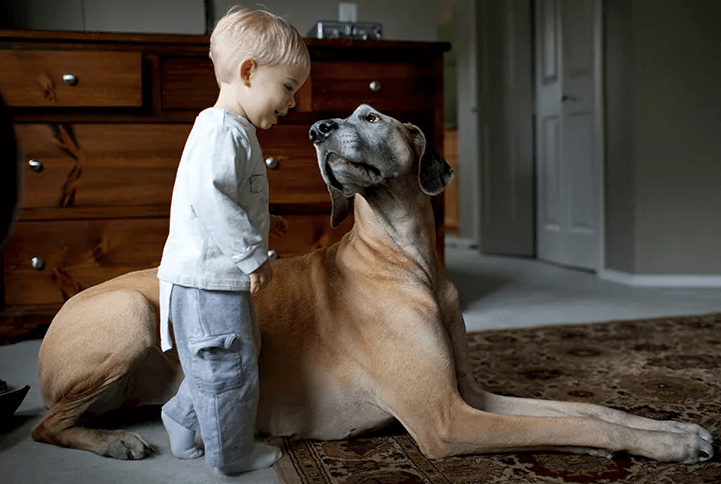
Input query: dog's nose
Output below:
<box><xmin>309</xmin><ymin>120</ymin><xmax>338</xmax><ymax>143</ymax></box>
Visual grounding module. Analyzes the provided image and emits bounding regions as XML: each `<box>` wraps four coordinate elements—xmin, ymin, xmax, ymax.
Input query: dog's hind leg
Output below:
<box><xmin>31</xmin><ymin>375</ymin><xmax>154</xmax><ymax>459</ymax></box>
<box><xmin>32</xmin><ymin>289</ymin><xmax>163</xmax><ymax>459</ymax></box>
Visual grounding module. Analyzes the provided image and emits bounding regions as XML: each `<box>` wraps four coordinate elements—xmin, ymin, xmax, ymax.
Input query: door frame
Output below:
<box><xmin>590</xmin><ymin>0</ymin><xmax>606</xmax><ymax>273</ymax></box>
<box><xmin>462</xmin><ymin>0</ymin><xmax>605</xmax><ymax>273</ymax></box>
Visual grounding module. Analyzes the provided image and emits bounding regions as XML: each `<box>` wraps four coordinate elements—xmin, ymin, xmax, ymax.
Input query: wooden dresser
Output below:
<box><xmin>0</xmin><ymin>30</ymin><xmax>449</xmax><ymax>343</ymax></box>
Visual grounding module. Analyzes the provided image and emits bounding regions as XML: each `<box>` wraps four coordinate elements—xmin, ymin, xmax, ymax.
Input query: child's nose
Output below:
<box><xmin>289</xmin><ymin>96</ymin><xmax>296</xmax><ymax>108</ymax></box>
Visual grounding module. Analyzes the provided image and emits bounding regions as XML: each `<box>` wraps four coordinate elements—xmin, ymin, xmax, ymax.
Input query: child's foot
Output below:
<box><xmin>161</xmin><ymin>410</ymin><xmax>204</xmax><ymax>459</ymax></box>
<box><xmin>214</xmin><ymin>442</ymin><xmax>282</xmax><ymax>476</ymax></box>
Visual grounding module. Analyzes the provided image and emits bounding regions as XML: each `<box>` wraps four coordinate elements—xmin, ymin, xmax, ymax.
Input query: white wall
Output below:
<box><xmin>3</xmin><ymin>0</ymin><xmax>85</xmax><ymax>31</ymax></box>
<box><xmin>85</xmin><ymin>0</ymin><xmax>206</xmax><ymax>34</ymax></box>
<box><xmin>214</xmin><ymin>0</ymin><xmax>437</xmax><ymax>41</ymax></box>
<box><xmin>5</xmin><ymin>0</ymin><xmax>206</xmax><ymax>33</ymax></box>
<box><xmin>6</xmin><ymin>0</ymin><xmax>438</xmax><ymax>41</ymax></box>
<box><xmin>605</xmin><ymin>0</ymin><xmax>721</xmax><ymax>276</ymax></box>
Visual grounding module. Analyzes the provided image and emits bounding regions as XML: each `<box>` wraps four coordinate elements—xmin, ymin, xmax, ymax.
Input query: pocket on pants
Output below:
<box><xmin>188</xmin><ymin>333</ymin><xmax>244</xmax><ymax>394</ymax></box>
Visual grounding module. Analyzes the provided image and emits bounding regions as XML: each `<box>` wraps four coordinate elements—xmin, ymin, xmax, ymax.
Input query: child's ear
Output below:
<box><xmin>239</xmin><ymin>59</ymin><xmax>256</xmax><ymax>86</ymax></box>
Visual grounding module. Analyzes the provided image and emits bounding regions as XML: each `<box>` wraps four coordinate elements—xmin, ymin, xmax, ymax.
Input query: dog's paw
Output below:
<box><xmin>661</xmin><ymin>421</ymin><xmax>716</xmax><ymax>460</ymax></box>
<box><xmin>657</xmin><ymin>427</ymin><xmax>715</xmax><ymax>464</ymax></box>
<box><xmin>100</xmin><ymin>430</ymin><xmax>155</xmax><ymax>460</ymax></box>
<box><xmin>678</xmin><ymin>432</ymin><xmax>715</xmax><ymax>464</ymax></box>
<box><xmin>667</xmin><ymin>421</ymin><xmax>715</xmax><ymax>442</ymax></box>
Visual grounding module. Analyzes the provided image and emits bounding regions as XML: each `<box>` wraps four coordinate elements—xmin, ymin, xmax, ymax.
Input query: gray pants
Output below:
<box><xmin>162</xmin><ymin>284</ymin><xmax>259</xmax><ymax>472</ymax></box>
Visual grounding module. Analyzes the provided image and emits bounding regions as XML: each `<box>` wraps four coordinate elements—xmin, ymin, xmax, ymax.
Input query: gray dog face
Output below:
<box><xmin>310</xmin><ymin>105</ymin><xmax>453</xmax><ymax>227</ymax></box>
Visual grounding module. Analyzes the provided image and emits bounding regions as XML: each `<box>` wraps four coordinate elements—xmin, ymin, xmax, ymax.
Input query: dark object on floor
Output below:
<box><xmin>271</xmin><ymin>313</ymin><xmax>721</xmax><ymax>484</ymax></box>
<box><xmin>0</xmin><ymin>377</ymin><xmax>30</xmax><ymax>430</ymax></box>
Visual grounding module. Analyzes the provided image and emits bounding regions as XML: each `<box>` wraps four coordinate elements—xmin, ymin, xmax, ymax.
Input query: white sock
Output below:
<box><xmin>161</xmin><ymin>410</ymin><xmax>204</xmax><ymax>459</ymax></box>
<box><xmin>214</xmin><ymin>442</ymin><xmax>282</xmax><ymax>476</ymax></box>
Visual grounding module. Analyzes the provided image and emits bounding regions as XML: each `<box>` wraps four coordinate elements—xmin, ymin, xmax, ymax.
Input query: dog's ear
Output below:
<box><xmin>328</xmin><ymin>185</ymin><xmax>353</xmax><ymax>228</ymax></box>
<box><xmin>404</xmin><ymin>123</ymin><xmax>454</xmax><ymax>195</ymax></box>
<box><xmin>419</xmin><ymin>151</ymin><xmax>454</xmax><ymax>196</ymax></box>
<box><xmin>405</xmin><ymin>123</ymin><xmax>426</xmax><ymax>160</ymax></box>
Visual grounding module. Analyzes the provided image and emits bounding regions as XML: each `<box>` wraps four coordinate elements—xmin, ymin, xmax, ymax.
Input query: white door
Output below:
<box><xmin>535</xmin><ymin>0</ymin><xmax>603</xmax><ymax>271</ymax></box>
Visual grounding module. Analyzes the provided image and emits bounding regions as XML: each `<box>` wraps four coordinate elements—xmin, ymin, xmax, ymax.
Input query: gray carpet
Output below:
<box><xmin>0</xmin><ymin>339</ymin><xmax>278</xmax><ymax>484</ymax></box>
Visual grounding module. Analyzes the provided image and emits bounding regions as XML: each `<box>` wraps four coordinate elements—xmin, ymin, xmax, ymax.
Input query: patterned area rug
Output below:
<box><xmin>270</xmin><ymin>313</ymin><xmax>721</xmax><ymax>484</ymax></box>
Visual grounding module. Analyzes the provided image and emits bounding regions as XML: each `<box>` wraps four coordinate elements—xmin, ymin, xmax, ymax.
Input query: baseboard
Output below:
<box><xmin>599</xmin><ymin>269</ymin><xmax>721</xmax><ymax>288</ymax></box>
<box><xmin>444</xmin><ymin>236</ymin><xmax>478</xmax><ymax>250</ymax></box>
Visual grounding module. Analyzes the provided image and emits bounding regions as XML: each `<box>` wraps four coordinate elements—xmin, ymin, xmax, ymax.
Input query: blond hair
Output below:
<box><xmin>210</xmin><ymin>6</ymin><xmax>310</xmax><ymax>85</ymax></box>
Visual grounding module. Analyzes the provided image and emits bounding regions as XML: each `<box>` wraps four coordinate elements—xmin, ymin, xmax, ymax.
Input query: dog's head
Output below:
<box><xmin>309</xmin><ymin>104</ymin><xmax>453</xmax><ymax>227</ymax></box>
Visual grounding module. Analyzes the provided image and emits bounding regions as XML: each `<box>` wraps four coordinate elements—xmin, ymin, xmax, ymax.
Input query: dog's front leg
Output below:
<box><xmin>438</xmin><ymin>279</ymin><xmax>489</xmax><ymax>408</ymax></box>
<box><xmin>481</xmin><ymin>391</ymin><xmax>713</xmax><ymax>450</ymax></box>
<box><xmin>436</xmin><ymin>282</ymin><xmax>714</xmax><ymax>462</ymax></box>
<box><xmin>391</xmin><ymin>390</ymin><xmax>714</xmax><ymax>463</ymax></box>
<box><xmin>448</xmin><ymin>330</ymin><xmax>715</xmax><ymax>461</ymax></box>
<box><xmin>445</xmin><ymin>314</ymin><xmax>717</xmax><ymax>462</ymax></box>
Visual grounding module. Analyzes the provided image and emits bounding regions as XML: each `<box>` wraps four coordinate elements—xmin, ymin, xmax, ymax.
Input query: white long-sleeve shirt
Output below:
<box><xmin>157</xmin><ymin>108</ymin><xmax>270</xmax><ymax>350</ymax></box>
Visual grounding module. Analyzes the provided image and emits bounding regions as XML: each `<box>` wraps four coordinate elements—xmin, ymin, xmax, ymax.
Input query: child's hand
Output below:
<box><xmin>270</xmin><ymin>215</ymin><xmax>288</xmax><ymax>238</ymax></box>
<box><xmin>249</xmin><ymin>261</ymin><xmax>273</xmax><ymax>293</ymax></box>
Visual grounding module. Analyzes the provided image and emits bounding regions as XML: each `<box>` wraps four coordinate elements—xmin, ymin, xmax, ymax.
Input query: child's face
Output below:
<box><xmin>241</xmin><ymin>63</ymin><xmax>309</xmax><ymax>130</ymax></box>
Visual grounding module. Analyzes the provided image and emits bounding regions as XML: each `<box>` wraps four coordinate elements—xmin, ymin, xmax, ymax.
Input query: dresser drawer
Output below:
<box><xmin>17</xmin><ymin>123</ymin><xmax>328</xmax><ymax>210</ymax></box>
<box><xmin>269</xmin><ymin>213</ymin><xmax>352</xmax><ymax>258</ymax></box>
<box><xmin>311</xmin><ymin>61</ymin><xmax>437</xmax><ymax>113</ymax></box>
<box><xmin>16</xmin><ymin>123</ymin><xmax>190</xmax><ymax>212</ymax></box>
<box><xmin>161</xmin><ymin>57</ymin><xmax>218</xmax><ymax>110</ymax></box>
<box><xmin>161</xmin><ymin>57</ymin><xmax>312</xmax><ymax>112</ymax></box>
<box><xmin>0</xmin><ymin>50</ymin><xmax>142</xmax><ymax>107</ymax></box>
<box><xmin>3</xmin><ymin>218</ymin><xmax>169</xmax><ymax>307</ymax></box>
<box><xmin>3</xmin><ymin>214</ymin><xmax>350</xmax><ymax>306</ymax></box>
<box><xmin>258</xmin><ymin>125</ymin><xmax>329</xmax><ymax>204</ymax></box>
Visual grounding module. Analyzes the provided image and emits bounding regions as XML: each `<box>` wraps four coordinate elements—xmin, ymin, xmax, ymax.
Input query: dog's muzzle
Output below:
<box><xmin>309</xmin><ymin>120</ymin><xmax>338</xmax><ymax>144</ymax></box>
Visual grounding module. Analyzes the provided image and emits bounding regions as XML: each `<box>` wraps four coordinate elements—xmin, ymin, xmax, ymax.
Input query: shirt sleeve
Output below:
<box><xmin>186</xmin><ymin>124</ymin><xmax>267</xmax><ymax>275</ymax></box>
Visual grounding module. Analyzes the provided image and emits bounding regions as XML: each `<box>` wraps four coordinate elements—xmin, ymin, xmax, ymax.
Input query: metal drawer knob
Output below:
<box><xmin>28</xmin><ymin>159</ymin><xmax>44</xmax><ymax>172</ymax></box>
<box><xmin>267</xmin><ymin>249</ymin><xmax>278</xmax><ymax>260</ymax></box>
<box><xmin>63</xmin><ymin>73</ymin><xmax>78</xmax><ymax>86</ymax></box>
<box><xmin>265</xmin><ymin>157</ymin><xmax>278</xmax><ymax>169</ymax></box>
<box><xmin>31</xmin><ymin>257</ymin><xmax>45</xmax><ymax>270</ymax></box>
<box><xmin>369</xmin><ymin>81</ymin><xmax>381</xmax><ymax>92</ymax></box>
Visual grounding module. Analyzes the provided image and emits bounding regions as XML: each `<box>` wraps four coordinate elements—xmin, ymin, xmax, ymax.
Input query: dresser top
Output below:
<box><xmin>0</xmin><ymin>29</ymin><xmax>450</xmax><ymax>52</ymax></box>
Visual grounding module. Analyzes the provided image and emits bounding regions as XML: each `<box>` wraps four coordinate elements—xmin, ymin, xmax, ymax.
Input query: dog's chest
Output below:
<box><xmin>313</xmin><ymin>395</ymin><xmax>396</xmax><ymax>440</ymax></box>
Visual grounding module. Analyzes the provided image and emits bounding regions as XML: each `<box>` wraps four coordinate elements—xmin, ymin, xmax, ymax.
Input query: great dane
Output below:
<box><xmin>32</xmin><ymin>105</ymin><xmax>714</xmax><ymax>464</ymax></box>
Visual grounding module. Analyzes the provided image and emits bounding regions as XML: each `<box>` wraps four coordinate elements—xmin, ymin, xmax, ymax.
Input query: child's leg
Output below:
<box><xmin>161</xmin><ymin>285</ymin><xmax>203</xmax><ymax>459</ymax></box>
<box><xmin>213</xmin><ymin>443</ymin><xmax>282</xmax><ymax>476</ymax></box>
<box><xmin>175</xmin><ymin>288</ymin><xmax>280</xmax><ymax>474</ymax></box>
<box><xmin>161</xmin><ymin>380</ymin><xmax>203</xmax><ymax>459</ymax></box>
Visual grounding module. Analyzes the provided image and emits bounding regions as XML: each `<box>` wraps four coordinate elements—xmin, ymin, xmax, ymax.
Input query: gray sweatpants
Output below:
<box><xmin>162</xmin><ymin>284</ymin><xmax>260</xmax><ymax>472</ymax></box>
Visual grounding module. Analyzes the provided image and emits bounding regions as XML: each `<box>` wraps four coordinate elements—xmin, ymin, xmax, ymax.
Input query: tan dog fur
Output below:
<box><xmin>32</xmin><ymin>105</ymin><xmax>714</xmax><ymax>464</ymax></box>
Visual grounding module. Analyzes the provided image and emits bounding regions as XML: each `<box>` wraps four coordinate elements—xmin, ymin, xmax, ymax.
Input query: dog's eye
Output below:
<box><xmin>364</xmin><ymin>113</ymin><xmax>380</xmax><ymax>123</ymax></box>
